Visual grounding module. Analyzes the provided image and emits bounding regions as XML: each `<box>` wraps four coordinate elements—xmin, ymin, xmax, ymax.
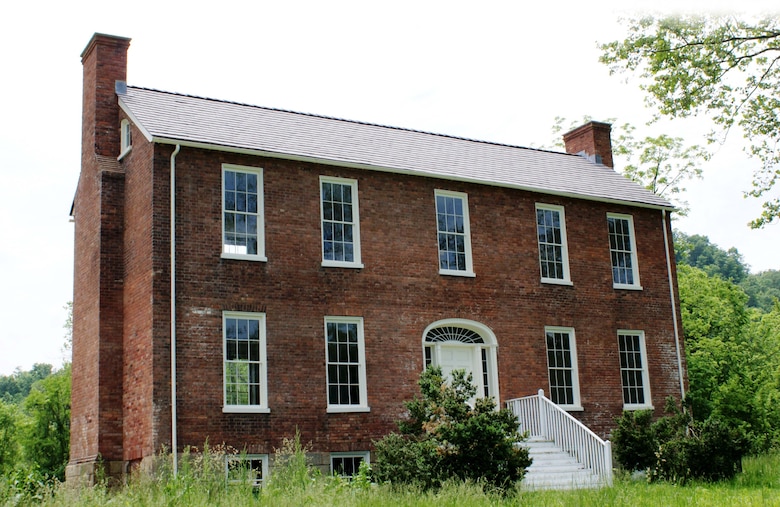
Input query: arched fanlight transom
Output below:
<box><xmin>425</xmin><ymin>326</ymin><xmax>484</xmax><ymax>344</ymax></box>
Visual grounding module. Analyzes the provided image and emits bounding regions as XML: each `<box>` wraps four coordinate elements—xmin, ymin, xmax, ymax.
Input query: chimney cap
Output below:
<box><xmin>81</xmin><ymin>33</ymin><xmax>131</xmax><ymax>60</ymax></box>
<box><xmin>562</xmin><ymin>121</ymin><xmax>612</xmax><ymax>139</ymax></box>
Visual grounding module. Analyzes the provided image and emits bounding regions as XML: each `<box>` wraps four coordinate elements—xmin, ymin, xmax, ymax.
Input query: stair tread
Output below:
<box><xmin>520</xmin><ymin>438</ymin><xmax>606</xmax><ymax>490</ymax></box>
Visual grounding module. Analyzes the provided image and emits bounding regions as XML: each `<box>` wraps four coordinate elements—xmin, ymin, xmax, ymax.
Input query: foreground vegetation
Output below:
<box><xmin>2</xmin><ymin>450</ymin><xmax>779</xmax><ymax>507</ymax></box>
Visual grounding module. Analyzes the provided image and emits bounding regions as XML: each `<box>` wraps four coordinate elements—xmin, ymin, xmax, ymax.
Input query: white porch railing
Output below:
<box><xmin>506</xmin><ymin>389</ymin><xmax>613</xmax><ymax>486</ymax></box>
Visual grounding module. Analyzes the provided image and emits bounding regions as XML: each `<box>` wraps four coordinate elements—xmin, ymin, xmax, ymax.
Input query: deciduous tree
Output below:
<box><xmin>601</xmin><ymin>14</ymin><xmax>780</xmax><ymax>227</ymax></box>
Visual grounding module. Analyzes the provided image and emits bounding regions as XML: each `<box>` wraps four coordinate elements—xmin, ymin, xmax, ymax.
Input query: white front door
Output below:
<box><xmin>438</xmin><ymin>344</ymin><xmax>483</xmax><ymax>398</ymax></box>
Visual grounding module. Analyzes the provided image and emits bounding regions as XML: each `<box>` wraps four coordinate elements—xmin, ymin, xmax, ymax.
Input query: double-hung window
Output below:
<box><xmin>618</xmin><ymin>331</ymin><xmax>652</xmax><ymax>409</ymax></box>
<box><xmin>320</xmin><ymin>177</ymin><xmax>362</xmax><ymax>268</ymax></box>
<box><xmin>435</xmin><ymin>190</ymin><xmax>474</xmax><ymax>276</ymax></box>
<box><xmin>223</xmin><ymin>311</ymin><xmax>268</xmax><ymax>413</ymax></box>
<box><xmin>325</xmin><ymin>317</ymin><xmax>368</xmax><ymax>412</ymax></box>
<box><xmin>607</xmin><ymin>213</ymin><xmax>640</xmax><ymax>289</ymax></box>
<box><xmin>222</xmin><ymin>164</ymin><xmax>266</xmax><ymax>261</ymax></box>
<box><xmin>535</xmin><ymin>204</ymin><xmax>571</xmax><ymax>284</ymax></box>
<box><xmin>544</xmin><ymin>327</ymin><xmax>581</xmax><ymax>409</ymax></box>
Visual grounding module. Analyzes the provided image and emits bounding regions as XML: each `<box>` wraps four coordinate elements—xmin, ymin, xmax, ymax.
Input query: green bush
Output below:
<box><xmin>612</xmin><ymin>409</ymin><xmax>656</xmax><ymax>472</ymax></box>
<box><xmin>613</xmin><ymin>398</ymin><xmax>750</xmax><ymax>483</ymax></box>
<box><xmin>373</xmin><ymin>367</ymin><xmax>531</xmax><ymax>492</ymax></box>
<box><xmin>652</xmin><ymin>416</ymin><xmax>749</xmax><ymax>483</ymax></box>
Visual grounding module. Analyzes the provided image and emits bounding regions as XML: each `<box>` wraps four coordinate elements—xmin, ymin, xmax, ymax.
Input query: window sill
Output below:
<box><xmin>541</xmin><ymin>278</ymin><xmax>573</xmax><ymax>286</ymax></box>
<box><xmin>561</xmin><ymin>405</ymin><xmax>584</xmax><ymax>412</ymax></box>
<box><xmin>623</xmin><ymin>404</ymin><xmax>653</xmax><ymax>411</ymax></box>
<box><xmin>613</xmin><ymin>283</ymin><xmax>643</xmax><ymax>291</ymax></box>
<box><xmin>117</xmin><ymin>146</ymin><xmax>132</xmax><ymax>161</ymax></box>
<box><xmin>439</xmin><ymin>269</ymin><xmax>476</xmax><ymax>278</ymax></box>
<box><xmin>222</xmin><ymin>253</ymin><xmax>268</xmax><ymax>262</ymax></box>
<box><xmin>321</xmin><ymin>260</ymin><xmax>364</xmax><ymax>269</ymax></box>
<box><xmin>223</xmin><ymin>406</ymin><xmax>271</xmax><ymax>414</ymax></box>
<box><xmin>327</xmin><ymin>406</ymin><xmax>371</xmax><ymax>413</ymax></box>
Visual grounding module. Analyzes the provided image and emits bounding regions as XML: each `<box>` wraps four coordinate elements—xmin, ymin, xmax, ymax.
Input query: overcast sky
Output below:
<box><xmin>0</xmin><ymin>0</ymin><xmax>777</xmax><ymax>375</ymax></box>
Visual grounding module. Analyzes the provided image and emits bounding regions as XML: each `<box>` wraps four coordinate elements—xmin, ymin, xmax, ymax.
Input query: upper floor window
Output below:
<box><xmin>618</xmin><ymin>331</ymin><xmax>652</xmax><ymax>410</ymax></box>
<box><xmin>320</xmin><ymin>177</ymin><xmax>363</xmax><ymax>268</ymax></box>
<box><xmin>223</xmin><ymin>311</ymin><xmax>269</xmax><ymax>413</ymax></box>
<box><xmin>434</xmin><ymin>190</ymin><xmax>474</xmax><ymax>276</ymax></box>
<box><xmin>607</xmin><ymin>213</ymin><xmax>641</xmax><ymax>289</ymax></box>
<box><xmin>325</xmin><ymin>317</ymin><xmax>368</xmax><ymax>412</ymax></box>
<box><xmin>222</xmin><ymin>164</ymin><xmax>266</xmax><ymax>261</ymax></box>
<box><xmin>544</xmin><ymin>327</ymin><xmax>581</xmax><ymax>410</ymax></box>
<box><xmin>119</xmin><ymin>119</ymin><xmax>132</xmax><ymax>159</ymax></box>
<box><xmin>535</xmin><ymin>204</ymin><xmax>571</xmax><ymax>284</ymax></box>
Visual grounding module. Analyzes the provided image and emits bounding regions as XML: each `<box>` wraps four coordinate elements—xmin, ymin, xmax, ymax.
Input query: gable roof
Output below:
<box><xmin>119</xmin><ymin>86</ymin><xmax>673</xmax><ymax>210</ymax></box>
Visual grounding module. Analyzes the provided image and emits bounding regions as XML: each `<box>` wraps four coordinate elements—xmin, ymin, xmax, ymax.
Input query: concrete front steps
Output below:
<box><xmin>521</xmin><ymin>436</ymin><xmax>603</xmax><ymax>490</ymax></box>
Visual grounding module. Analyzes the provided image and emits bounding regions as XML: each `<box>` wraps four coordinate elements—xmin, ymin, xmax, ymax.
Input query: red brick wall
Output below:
<box><xmin>147</xmin><ymin>146</ymin><xmax>687</xmax><ymax>457</ymax></box>
<box><xmin>70</xmin><ymin>34</ymin><xmax>129</xmax><ymax>470</ymax></box>
<box><xmin>120</xmin><ymin>122</ymin><xmax>156</xmax><ymax>462</ymax></box>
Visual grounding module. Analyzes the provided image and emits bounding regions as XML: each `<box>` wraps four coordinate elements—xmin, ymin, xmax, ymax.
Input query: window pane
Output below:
<box><xmin>223</xmin><ymin>169</ymin><xmax>262</xmax><ymax>257</ymax></box>
<box><xmin>618</xmin><ymin>333</ymin><xmax>647</xmax><ymax>405</ymax></box>
<box><xmin>224</xmin><ymin>316</ymin><xmax>264</xmax><ymax>407</ymax></box>
<box><xmin>321</xmin><ymin>181</ymin><xmax>358</xmax><ymax>263</ymax></box>
<box><xmin>546</xmin><ymin>330</ymin><xmax>577</xmax><ymax>406</ymax></box>
<box><xmin>608</xmin><ymin>216</ymin><xmax>637</xmax><ymax>285</ymax></box>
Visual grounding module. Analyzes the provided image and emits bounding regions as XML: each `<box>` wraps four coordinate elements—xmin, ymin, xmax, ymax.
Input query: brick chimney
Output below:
<box><xmin>69</xmin><ymin>33</ymin><xmax>131</xmax><ymax>484</ymax></box>
<box><xmin>563</xmin><ymin>121</ymin><xmax>613</xmax><ymax>168</ymax></box>
<box><xmin>80</xmin><ymin>33</ymin><xmax>131</xmax><ymax>159</ymax></box>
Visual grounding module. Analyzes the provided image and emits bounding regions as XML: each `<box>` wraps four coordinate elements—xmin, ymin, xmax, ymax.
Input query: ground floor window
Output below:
<box><xmin>223</xmin><ymin>311</ymin><xmax>268</xmax><ymax>413</ymax></box>
<box><xmin>544</xmin><ymin>326</ymin><xmax>581</xmax><ymax>409</ymax></box>
<box><xmin>325</xmin><ymin>316</ymin><xmax>369</xmax><ymax>412</ymax></box>
<box><xmin>618</xmin><ymin>331</ymin><xmax>652</xmax><ymax>409</ymax></box>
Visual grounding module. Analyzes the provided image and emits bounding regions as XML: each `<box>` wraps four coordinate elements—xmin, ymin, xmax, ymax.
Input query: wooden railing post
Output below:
<box><xmin>537</xmin><ymin>389</ymin><xmax>547</xmax><ymax>439</ymax></box>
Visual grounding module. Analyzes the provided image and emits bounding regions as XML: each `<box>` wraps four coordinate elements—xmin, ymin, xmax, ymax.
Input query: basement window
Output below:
<box><xmin>331</xmin><ymin>452</ymin><xmax>370</xmax><ymax>478</ymax></box>
<box><xmin>226</xmin><ymin>454</ymin><xmax>268</xmax><ymax>488</ymax></box>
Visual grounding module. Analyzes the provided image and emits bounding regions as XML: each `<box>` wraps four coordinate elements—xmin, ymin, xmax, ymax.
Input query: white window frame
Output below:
<box><xmin>434</xmin><ymin>190</ymin><xmax>475</xmax><ymax>277</ymax></box>
<box><xmin>535</xmin><ymin>203</ymin><xmax>572</xmax><ymax>285</ymax></box>
<box><xmin>222</xmin><ymin>311</ymin><xmax>269</xmax><ymax>413</ymax></box>
<box><xmin>607</xmin><ymin>213</ymin><xmax>641</xmax><ymax>290</ymax></box>
<box><xmin>320</xmin><ymin>176</ymin><xmax>363</xmax><ymax>268</ymax></box>
<box><xmin>222</xmin><ymin>164</ymin><xmax>267</xmax><ymax>261</ymax></box>
<box><xmin>422</xmin><ymin>319</ymin><xmax>499</xmax><ymax>402</ymax></box>
<box><xmin>618</xmin><ymin>330</ymin><xmax>653</xmax><ymax>410</ymax></box>
<box><xmin>119</xmin><ymin>119</ymin><xmax>132</xmax><ymax>159</ymax></box>
<box><xmin>226</xmin><ymin>454</ymin><xmax>269</xmax><ymax>488</ymax></box>
<box><xmin>544</xmin><ymin>326</ymin><xmax>582</xmax><ymax>411</ymax></box>
<box><xmin>330</xmin><ymin>451</ymin><xmax>370</xmax><ymax>477</ymax></box>
<box><xmin>325</xmin><ymin>316</ymin><xmax>369</xmax><ymax>413</ymax></box>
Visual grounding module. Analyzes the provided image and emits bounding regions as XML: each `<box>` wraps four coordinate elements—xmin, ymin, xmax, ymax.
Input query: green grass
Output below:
<box><xmin>4</xmin><ymin>453</ymin><xmax>779</xmax><ymax>506</ymax></box>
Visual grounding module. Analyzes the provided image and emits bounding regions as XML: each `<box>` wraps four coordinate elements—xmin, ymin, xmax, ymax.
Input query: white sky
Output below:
<box><xmin>0</xmin><ymin>0</ymin><xmax>777</xmax><ymax>375</ymax></box>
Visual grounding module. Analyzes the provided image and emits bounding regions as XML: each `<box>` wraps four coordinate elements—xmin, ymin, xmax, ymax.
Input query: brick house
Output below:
<box><xmin>68</xmin><ymin>33</ymin><xmax>687</xmax><ymax>483</ymax></box>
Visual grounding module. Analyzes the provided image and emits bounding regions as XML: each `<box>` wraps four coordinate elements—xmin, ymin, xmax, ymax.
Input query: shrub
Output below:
<box><xmin>612</xmin><ymin>409</ymin><xmax>656</xmax><ymax>471</ymax></box>
<box><xmin>613</xmin><ymin>398</ymin><xmax>750</xmax><ymax>483</ymax></box>
<box><xmin>373</xmin><ymin>367</ymin><xmax>531</xmax><ymax>492</ymax></box>
<box><xmin>652</xmin><ymin>416</ymin><xmax>749</xmax><ymax>483</ymax></box>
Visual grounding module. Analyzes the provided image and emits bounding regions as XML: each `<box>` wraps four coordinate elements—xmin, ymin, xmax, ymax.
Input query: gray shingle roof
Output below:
<box><xmin>119</xmin><ymin>86</ymin><xmax>672</xmax><ymax>209</ymax></box>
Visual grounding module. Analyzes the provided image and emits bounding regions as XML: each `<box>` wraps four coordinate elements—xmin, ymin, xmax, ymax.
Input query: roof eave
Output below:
<box><xmin>148</xmin><ymin>135</ymin><xmax>675</xmax><ymax>212</ymax></box>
